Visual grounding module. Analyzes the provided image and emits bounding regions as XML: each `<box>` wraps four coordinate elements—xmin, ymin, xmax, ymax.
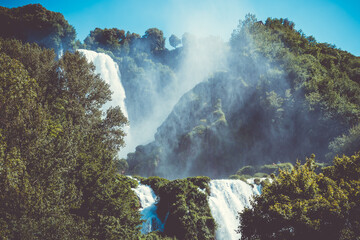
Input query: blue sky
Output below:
<box><xmin>1</xmin><ymin>0</ymin><xmax>359</xmax><ymax>55</ymax></box>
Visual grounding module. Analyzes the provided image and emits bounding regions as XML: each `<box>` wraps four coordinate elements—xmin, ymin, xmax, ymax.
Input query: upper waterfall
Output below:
<box><xmin>78</xmin><ymin>49</ymin><xmax>128</xmax><ymax>119</ymax></box>
<box><xmin>78</xmin><ymin>49</ymin><xmax>131</xmax><ymax>156</ymax></box>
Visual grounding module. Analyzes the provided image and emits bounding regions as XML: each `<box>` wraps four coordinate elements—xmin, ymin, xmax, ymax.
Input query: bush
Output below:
<box><xmin>239</xmin><ymin>153</ymin><xmax>360</xmax><ymax>240</ymax></box>
<box><xmin>236</xmin><ymin>166</ymin><xmax>256</xmax><ymax>175</ymax></box>
<box><xmin>140</xmin><ymin>176</ymin><xmax>169</xmax><ymax>195</ymax></box>
<box><xmin>260</xmin><ymin>162</ymin><xmax>293</xmax><ymax>174</ymax></box>
<box><xmin>253</xmin><ymin>172</ymin><xmax>269</xmax><ymax>178</ymax></box>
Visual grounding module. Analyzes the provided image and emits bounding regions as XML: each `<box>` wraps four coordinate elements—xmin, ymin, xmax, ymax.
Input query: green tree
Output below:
<box><xmin>0</xmin><ymin>4</ymin><xmax>76</xmax><ymax>53</ymax></box>
<box><xmin>0</xmin><ymin>39</ymin><xmax>142</xmax><ymax>239</ymax></box>
<box><xmin>143</xmin><ymin>28</ymin><xmax>165</xmax><ymax>53</ymax></box>
<box><xmin>327</xmin><ymin>123</ymin><xmax>360</xmax><ymax>160</ymax></box>
<box><xmin>84</xmin><ymin>28</ymin><xmax>125</xmax><ymax>51</ymax></box>
<box><xmin>322</xmin><ymin>153</ymin><xmax>360</xmax><ymax>238</ymax></box>
<box><xmin>84</xmin><ymin>28</ymin><xmax>141</xmax><ymax>56</ymax></box>
<box><xmin>169</xmin><ymin>34</ymin><xmax>181</xmax><ymax>48</ymax></box>
<box><xmin>239</xmin><ymin>153</ymin><xmax>360</xmax><ymax>240</ymax></box>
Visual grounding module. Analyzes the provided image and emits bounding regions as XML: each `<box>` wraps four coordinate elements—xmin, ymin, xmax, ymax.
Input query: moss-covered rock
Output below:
<box><xmin>253</xmin><ymin>172</ymin><xmax>269</xmax><ymax>178</ymax></box>
<box><xmin>236</xmin><ymin>165</ymin><xmax>256</xmax><ymax>176</ymax></box>
<box><xmin>231</xmin><ymin>162</ymin><xmax>294</xmax><ymax>180</ymax></box>
<box><xmin>140</xmin><ymin>176</ymin><xmax>170</xmax><ymax>195</ymax></box>
<box><xmin>260</xmin><ymin>162</ymin><xmax>294</xmax><ymax>173</ymax></box>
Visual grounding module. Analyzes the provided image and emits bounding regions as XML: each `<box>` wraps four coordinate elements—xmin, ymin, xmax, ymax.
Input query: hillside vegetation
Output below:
<box><xmin>127</xmin><ymin>15</ymin><xmax>360</xmax><ymax>178</ymax></box>
<box><xmin>0</xmin><ymin>4</ymin><xmax>76</xmax><ymax>53</ymax></box>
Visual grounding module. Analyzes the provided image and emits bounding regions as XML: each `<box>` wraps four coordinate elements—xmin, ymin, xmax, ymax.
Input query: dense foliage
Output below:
<box><xmin>236</xmin><ymin>15</ymin><xmax>360</xmax><ymax>159</ymax></box>
<box><xmin>84</xmin><ymin>27</ymin><xmax>140</xmax><ymax>55</ymax></box>
<box><xmin>243</xmin><ymin>17</ymin><xmax>360</xmax><ymax>125</ymax></box>
<box><xmin>0</xmin><ymin>4</ymin><xmax>76</xmax><ymax>53</ymax></box>
<box><xmin>229</xmin><ymin>162</ymin><xmax>294</xmax><ymax>180</ymax></box>
<box><xmin>239</xmin><ymin>152</ymin><xmax>360</xmax><ymax>240</ymax></box>
<box><xmin>0</xmin><ymin>37</ymin><xmax>142</xmax><ymax>239</ymax></box>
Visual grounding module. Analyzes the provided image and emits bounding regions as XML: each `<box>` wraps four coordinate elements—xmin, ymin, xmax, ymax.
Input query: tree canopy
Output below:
<box><xmin>169</xmin><ymin>34</ymin><xmax>181</xmax><ymax>48</ymax></box>
<box><xmin>142</xmin><ymin>28</ymin><xmax>166</xmax><ymax>53</ymax></box>
<box><xmin>0</xmin><ymin>37</ymin><xmax>142</xmax><ymax>239</ymax></box>
<box><xmin>0</xmin><ymin>4</ymin><xmax>76</xmax><ymax>53</ymax></box>
<box><xmin>239</xmin><ymin>152</ymin><xmax>360</xmax><ymax>240</ymax></box>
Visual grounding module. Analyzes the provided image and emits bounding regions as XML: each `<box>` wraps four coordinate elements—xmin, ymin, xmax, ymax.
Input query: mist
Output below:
<box><xmin>126</xmin><ymin>16</ymin><xmax>347</xmax><ymax>179</ymax></box>
<box><xmin>113</xmin><ymin>31</ymin><xmax>230</xmax><ymax>159</ymax></box>
<box><xmin>73</xmin><ymin>8</ymin><xmax>351</xmax><ymax>179</ymax></box>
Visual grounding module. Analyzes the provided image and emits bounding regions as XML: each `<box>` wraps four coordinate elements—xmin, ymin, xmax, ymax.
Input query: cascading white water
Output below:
<box><xmin>58</xmin><ymin>43</ymin><xmax>63</xmax><ymax>58</ymax></box>
<box><xmin>132</xmin><ymin>178</ymin><xmax>261</xmax><ymax>239</ymax></box>
<box><xmin>132</xmin><ymin>183</ymin><xmax>165</xmax><ymax>234</ymax></box>
<box><xmin>209</xmin><ymin>179</ymin><xmax>261</xmax><ymax>240</ymax></box>
<box><xmin>78</xmin><ymin>49</ymin><xmax>128</xmax><ymax>118</ymax></box>
<box><xmin>78</xmin><ymin>49</ymin><xmax>131</xmax><ymax>157</ymax></box>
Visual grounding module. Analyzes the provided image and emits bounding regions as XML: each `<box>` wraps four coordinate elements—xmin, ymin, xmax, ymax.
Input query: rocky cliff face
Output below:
<box><xmin>127</xmin><ymin>67</ymin><xmax>342</xmax><ymax>178</ymax></box>
<box><xmin>126</xmin><ymin>18</ymin><xmax>360</xmax><ymax>179</ymax></box>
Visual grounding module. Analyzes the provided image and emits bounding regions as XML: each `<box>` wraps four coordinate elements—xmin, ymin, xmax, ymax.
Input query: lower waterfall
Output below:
<box><xmin>209</xmin><ymin>179</ymin><xmax>261</xmax><ymax>240</ymax></box>
<box><xmin>132</xmin><ymin>179</ymin><xmax>261</xmax><ymax>239</ymax></box>
<box><xmin>133</xmin><ymin>183</ymin><xmax>165</xmax><ymax>234</ymax></box>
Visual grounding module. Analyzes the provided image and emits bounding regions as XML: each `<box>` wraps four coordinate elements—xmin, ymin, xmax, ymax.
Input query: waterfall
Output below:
<box><xmin>209</xmin><ymin>179</ymin><xmax>261</xmax><ymax>240</ymax></box>
<box><xmin>132</xmin><ymin>183</ymin><xmax>165</xmax><ymax>234</ymax></box>
<box><xmin>57</xmin><ymin>43</ymin><xmax>63</xmax><ymax>59</ymax></box>
<box><xmin>132</xmin><ymin>178</ymin><xmax>261</xmax><ymax>239</ymax></box>
<box><xmin>78</xmin><ymin>49</ymin><xmax>128</xmax><ymax>118</ymax></box>
<box><xmin>78</xmin><ymin>49</ymin><xmax>130</xmax><ymax>156</ymax></box>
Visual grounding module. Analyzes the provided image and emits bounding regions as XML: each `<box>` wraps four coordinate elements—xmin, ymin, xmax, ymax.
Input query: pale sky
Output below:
<box><xmin>2</xmin><ymin>0</ymin><xmax>359</xmax><ymax>55</ymax></box>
